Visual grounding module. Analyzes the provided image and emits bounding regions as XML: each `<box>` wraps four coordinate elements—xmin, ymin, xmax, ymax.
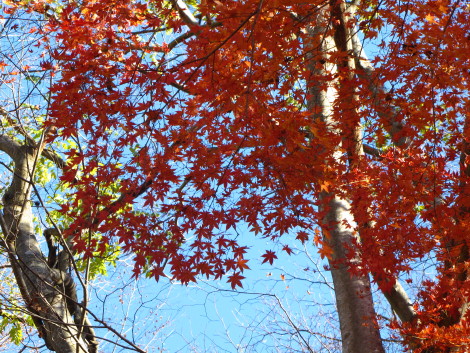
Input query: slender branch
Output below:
<box><xmin>168</xmin><ymin>31</ymin><xmax>197</xmax><ymax>51</ymax></box>
<box><xmin>170</xmin><ymin>82</ymin><xmax>190</xmax><ymax>94</ymax></box>
<box><xmin>79</xmin><ymin>306</ymin><xmax>146</xmax><ymax>353</ymax></box>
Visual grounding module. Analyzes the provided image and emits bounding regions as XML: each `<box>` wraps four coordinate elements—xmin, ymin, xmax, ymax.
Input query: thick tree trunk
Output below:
<box><xmin>303</xmin><ymin>7</ymin><xmax>385</xmax><ymax>353</ymax></box>
<box><xmin>321</xmin><ymin>196</ymin><xmax>385</xmax><ymax>353</ymax></box>
<box><xmin>0</xmin><ymin>134</ymin><xmax>91</xmax><ymax>352</ymax></box>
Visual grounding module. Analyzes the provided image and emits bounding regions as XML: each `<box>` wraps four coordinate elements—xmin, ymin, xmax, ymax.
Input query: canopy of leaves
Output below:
<box><xmin>2</xmin><ymin>0</ymin><xmax>469</xmax><ymax>350</ymax></box>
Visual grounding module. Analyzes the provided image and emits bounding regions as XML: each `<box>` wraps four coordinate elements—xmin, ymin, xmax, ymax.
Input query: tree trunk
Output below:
<box><xmin>303</xmin><ymin>7</ymin><xmax>385</xmax><ymax>353</ymax></box>
<box><xmin>0</xmin><ymin>134</ymin><xmax>92</xmax><ymax>352</ymax></box>
<box><xmin>322</xmin><ymin>196</ymin><xmax>385</xmax><ymax>353</ymax></box>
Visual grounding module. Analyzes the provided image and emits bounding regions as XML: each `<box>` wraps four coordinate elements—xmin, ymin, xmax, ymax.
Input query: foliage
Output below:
<box><xmin>1</xmin><ymin>0</ymin><xmax>469</xmax><ymax>351</ymax></box>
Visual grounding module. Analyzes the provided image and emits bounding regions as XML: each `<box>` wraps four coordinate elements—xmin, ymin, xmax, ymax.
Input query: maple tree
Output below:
<box><xmin>0</xmin><ymin>0</ymin><xmax>469</xmax><ymax>352</ymax></box>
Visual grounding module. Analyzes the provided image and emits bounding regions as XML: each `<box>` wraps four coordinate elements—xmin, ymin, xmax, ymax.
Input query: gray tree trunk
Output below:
<box><xmin>320</xmin><ymin>196</ymin><xmax>385</xmax><ymax>353</ymax></box>
<box><xmin>303</xmin><ymin>7</ymin><xmax>385</xmax><ymax>353</ymax></box>
<box><xmin>0</xmin><ymin>134</ymin><xmax>90</xmax><ymax>352</ymax></box>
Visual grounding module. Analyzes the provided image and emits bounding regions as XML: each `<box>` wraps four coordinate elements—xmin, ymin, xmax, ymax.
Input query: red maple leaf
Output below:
<box><xmin>227</xmin><ymin>272</ymin><xmax>245</xmax><ymax>289</ymax></box>
<box><xmin>282</xmin><ymin>245</ymin><xmax>293</xmax><ymax>255</ymax></box>
<box><xmin>261</xmin><ymin>250</ymin><xmax>278</xmax><ymax>265</ymax></box>
<box><xmin>296</xmin><ymin>231</ymin><xmax>309</xmax><ymax>244</ymax></box>
<box><xmin>237</xmin><ymin>257</ymin><xmax>250</xmax><ymax>272</ymax></box>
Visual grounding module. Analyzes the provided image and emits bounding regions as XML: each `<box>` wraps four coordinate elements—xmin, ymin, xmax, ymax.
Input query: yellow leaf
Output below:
<box><xmin>425</xmin><ymin>14</ymin><xmax>437</xmax><ymax>24</ymax></box>
<box><xmin>319</xmin><ymin>181</ymin><xmax>331</xmax><ymax>192</ymax></box>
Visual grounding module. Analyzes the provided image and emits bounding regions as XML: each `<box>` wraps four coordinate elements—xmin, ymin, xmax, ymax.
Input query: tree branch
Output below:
<box><xmin>0</xmin><ymin>134</ymin><xmax>22</xmax><ymax>163</ymax></box>
<box><xmin>350</xmin><ymin>31</ymin><xmax>411</xmax><ymax>148</ymax></box>
<box><xmin>170</xmin><ymin>0</ymin><xmax>198</xmax><ymax>27</ymax></box>
<box><xmin>0</xmin><ymin>108</ymin><xmax>65</xmax><ymax>169</ymax></box>
<box><xmin>381</xmin><ymin>280</ymin><xmax>416</xmax><ymax>323</ymax></box>
<box><xmin>363</xmin><ymin>144</ymin><xmax>382</xmax><ymax>158</ymax></box>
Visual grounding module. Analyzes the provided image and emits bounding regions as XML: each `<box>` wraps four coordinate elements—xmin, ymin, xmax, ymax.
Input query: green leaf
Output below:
<box><xmin>25</xmin><ymin>75</ymin><xmax>42</xmax><ymax>84</ymax></box>
<box><xmin>9</xmin><ymin>322</ymin><xmax>22</xmax><ymax>345</ymax></box>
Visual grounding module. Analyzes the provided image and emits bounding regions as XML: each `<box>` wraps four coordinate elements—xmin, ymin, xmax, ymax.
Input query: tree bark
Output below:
<box><xmin>0</xmin><ymin>134</ymin><xmax>92</xmax><ymax>352</ymax></box>
<box><xmin>303</xmin><ymin>7</ymin><xmax>385</xmax><ymax>353</ymax></box>
<box><xmin>321</xmin><ymin>196</ymin><xmax>385</xmax><ymax>353</ymax></box>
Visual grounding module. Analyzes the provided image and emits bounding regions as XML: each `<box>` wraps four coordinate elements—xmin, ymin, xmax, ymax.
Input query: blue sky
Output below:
<box><xmin>87</xmin><ymin>238</ymin><xmax>342</xmax><ymax>353</ymax></box>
